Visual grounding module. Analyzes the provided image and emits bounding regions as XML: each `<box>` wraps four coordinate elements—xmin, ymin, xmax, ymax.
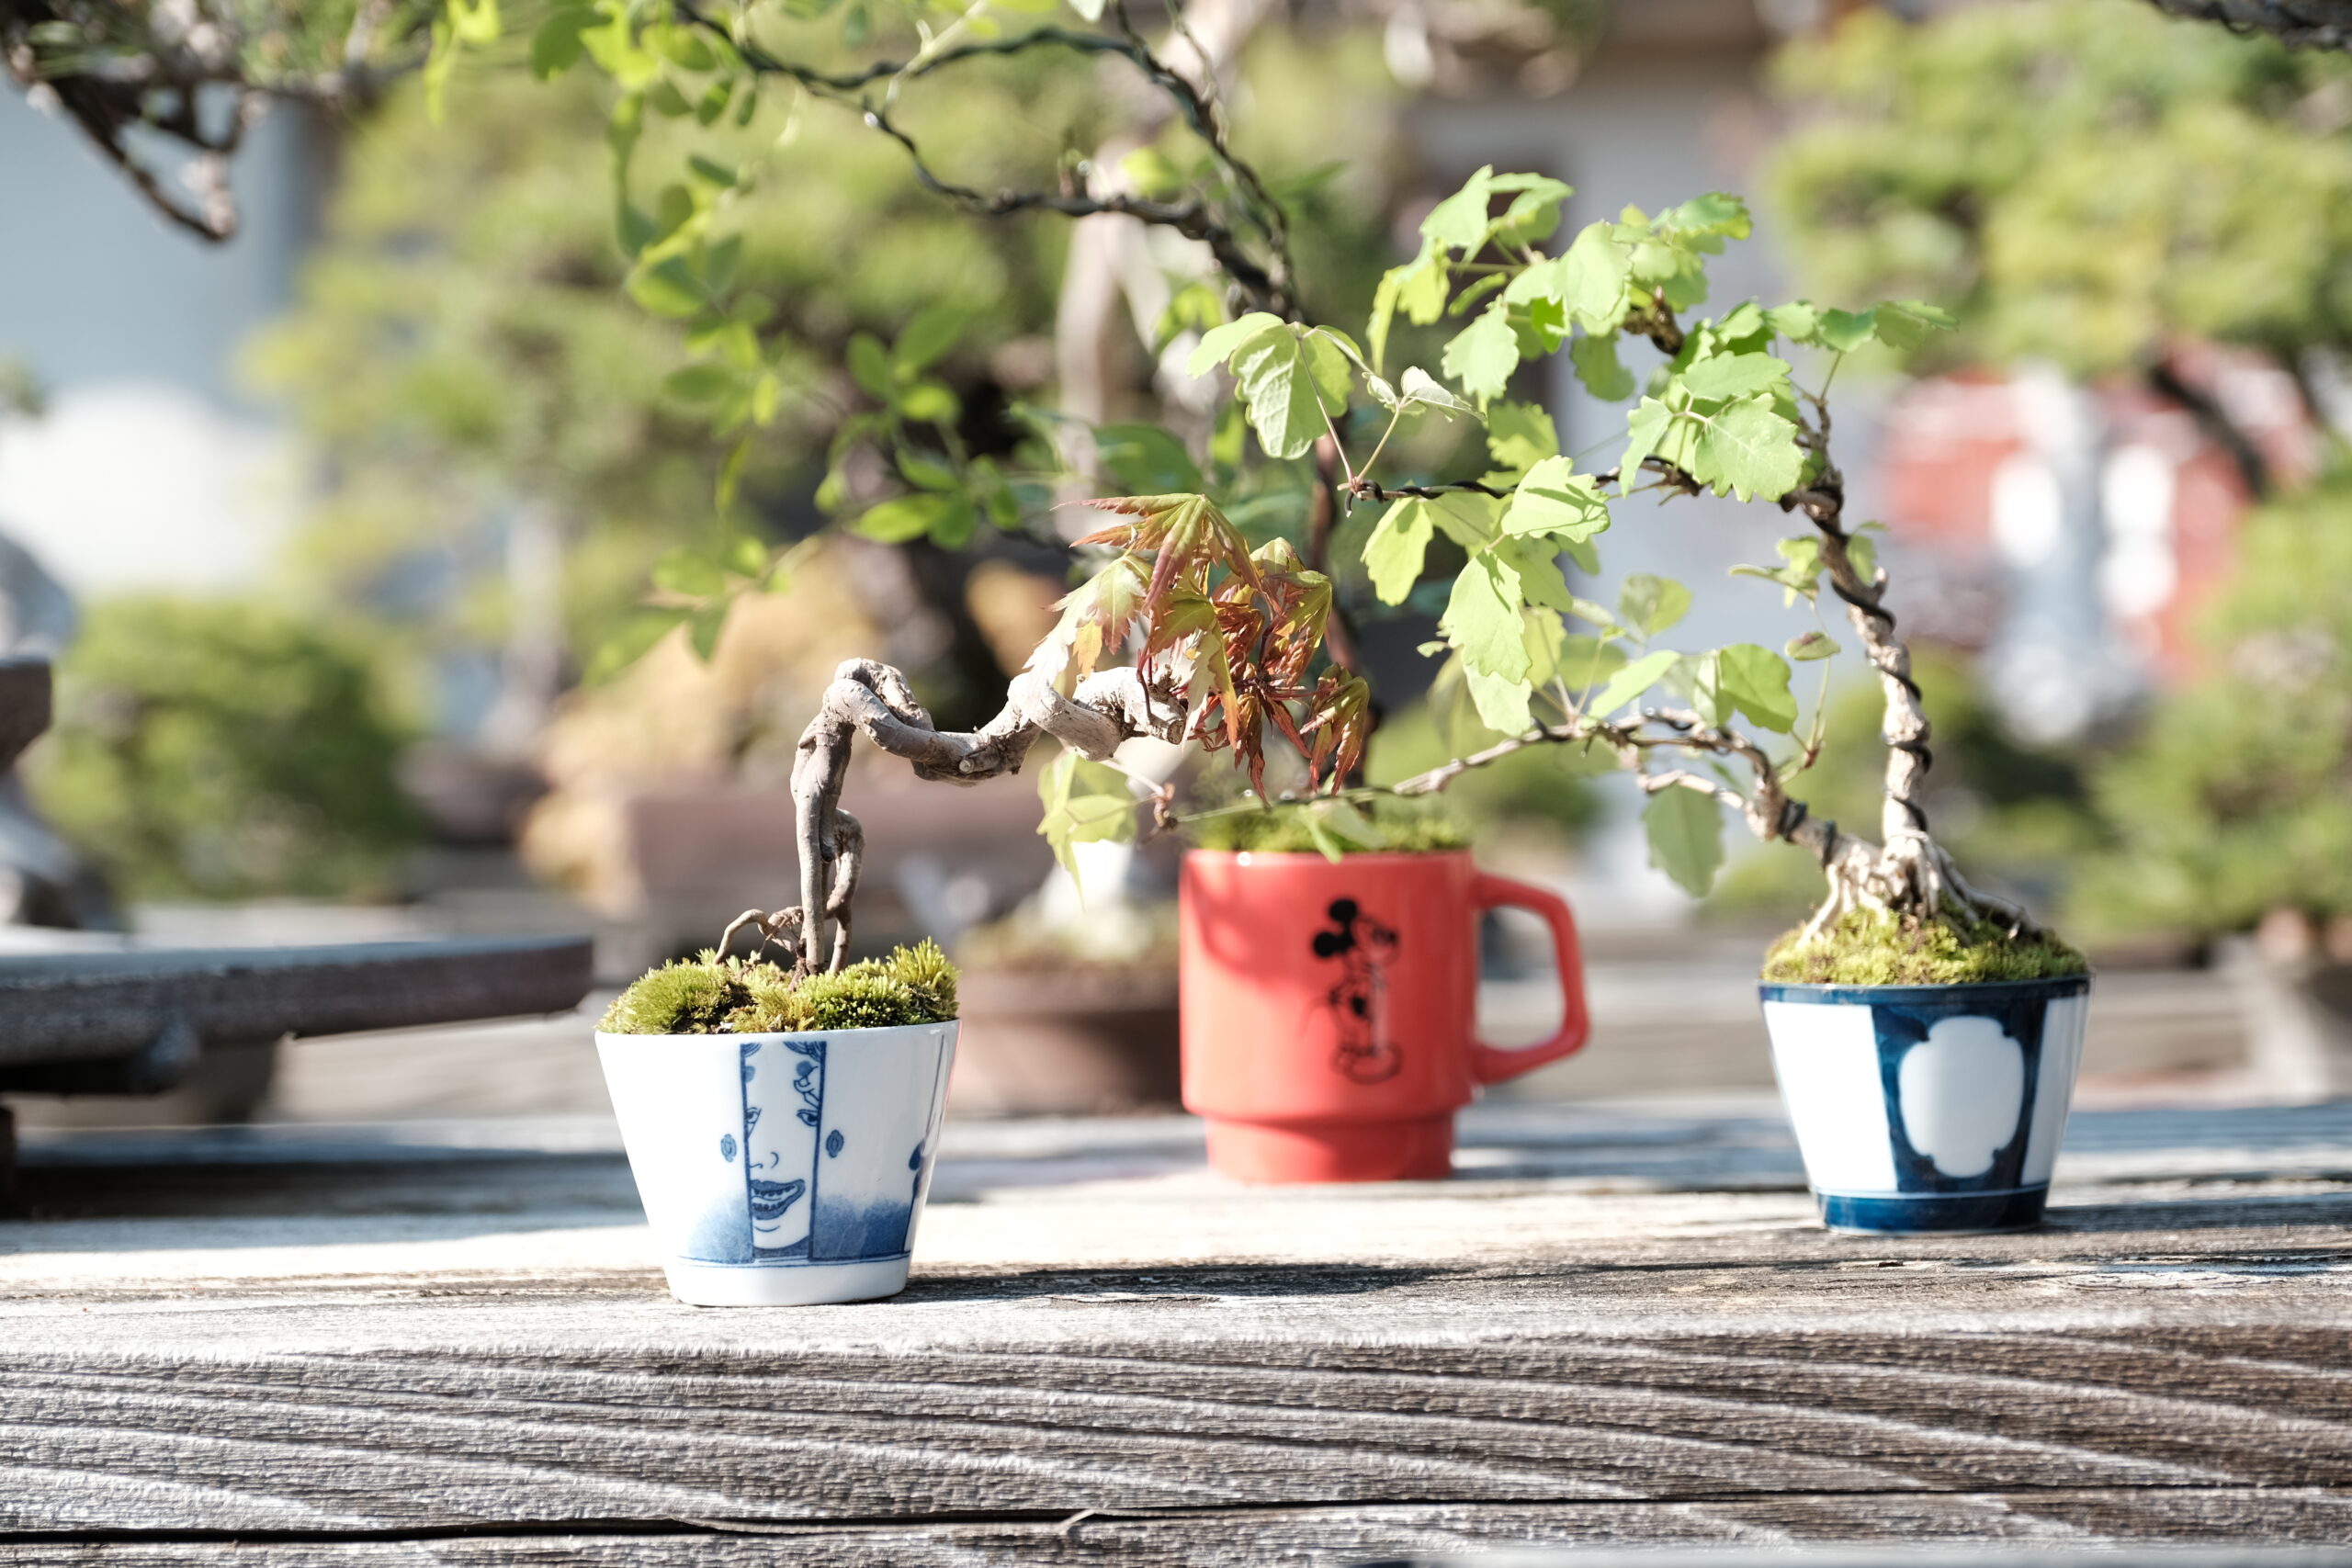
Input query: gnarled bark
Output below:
<box><xmin>741</xmin><ymin>658</ymin><xmax>1184</xmax><ymax>973</ymax></box>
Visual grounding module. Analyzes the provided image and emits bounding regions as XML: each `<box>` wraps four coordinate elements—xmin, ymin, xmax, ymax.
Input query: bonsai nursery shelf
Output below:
<box><xmin>0</xmin><ymin>935</ymin><xmax>594</xmax><ymax>1094</ymax></box>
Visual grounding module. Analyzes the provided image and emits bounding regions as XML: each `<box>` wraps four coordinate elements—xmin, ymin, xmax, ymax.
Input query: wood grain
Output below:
<box><xmin>4</xmin><ymin>1106</ymin><xmax>2351</xmax><ymax>1551</ymax></box>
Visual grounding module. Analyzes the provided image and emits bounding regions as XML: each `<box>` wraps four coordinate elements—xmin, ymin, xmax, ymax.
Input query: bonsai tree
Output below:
<box><xmin>439</xmin><ymin>0</ymin><xmax>2085</xmax><ymax>986</ymax></box>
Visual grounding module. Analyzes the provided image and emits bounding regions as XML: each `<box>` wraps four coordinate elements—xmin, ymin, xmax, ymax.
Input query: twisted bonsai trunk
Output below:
<box><xmin>724</xmin><ymin>658</ymin><xmax>1185</xmax><ymax>974</ymax></box>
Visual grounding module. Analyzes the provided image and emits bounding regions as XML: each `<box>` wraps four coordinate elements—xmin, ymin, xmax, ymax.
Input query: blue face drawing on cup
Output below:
<box><xmin>743</xmin><ymin>1040</ymin><xmax>824</xmax><ymax>1256</ymax></box>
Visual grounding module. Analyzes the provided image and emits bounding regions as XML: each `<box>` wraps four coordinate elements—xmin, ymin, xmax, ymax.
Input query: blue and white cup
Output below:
<box><xmin>597</xmin><ymin>1022</ymin><xmax>957</xmax><ymax>1304</ymax></box>
<box><xmin>1758</xmin><ymin>976</ymin><xmax>2090</xmax><ymax>1234</ymax></box>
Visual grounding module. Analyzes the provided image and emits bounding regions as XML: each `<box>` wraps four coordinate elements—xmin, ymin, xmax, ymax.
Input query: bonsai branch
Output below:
<box><xmin>684</xmin><ymin>2</ymin><xmax>1297</xmax><ymax>316</ymax></box>
<box><xmin>748</xmin><ymin>657</ymin><xmax>1185</xmax><ymax>975</ymax></box>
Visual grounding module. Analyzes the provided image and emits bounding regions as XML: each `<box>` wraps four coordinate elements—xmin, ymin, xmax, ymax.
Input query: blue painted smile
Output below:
<box><xmin>748</xmin><ymin>1178</ymin><xmax>806</xmax><ymax>1222</ymax></box>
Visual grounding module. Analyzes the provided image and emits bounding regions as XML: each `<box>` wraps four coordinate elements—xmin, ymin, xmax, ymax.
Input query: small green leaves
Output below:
<box><xmin>1364</xmin><ymin>497</ymin><xmax>1437</xmax><ymax>605</ymax></box>
<box><xmin>1558</xmin><ymin>222</ymin><xmax>1634</xmax><ymax>332</ymax></box>
<box><xmin>1679</xmin><ymin>353</ymin><xmax>1791</xmax><ymax>400</ymax></box>
<box><xmin>1569</xmin><ymin>333</ymin><xmax>1634</xmax><ymax>400</ymax></box>
<box><xmin>1501</xmin><ymin>457</ymin><xmax>1611</xmax><ymax>543</ymax></box>
<box><xmin>1393</xmin><ymin>366</ymin><xmax>1475</xmax><ymax>418</ymax></box>
<box><xmin>1440</xmin><ymin>551</ymin><xmax>1527</xmax><ymax>680</ymax></box>
<box><xmin>1690</xmin><ymin>396</ymin><xmax>1804</xmax><ymax>502</ymax></box>
<box><xmin>1486</xmin><ymin>401</ymin><xmax>1558</xmax><ymax>479</ymax></box>
<box><xmin>1785</xmin><ymin>630</ymin><xmax>1839</xmax><ymax>662</ymax></box>
<box><xmin>1618</xmin><ymin>574</ymin><xmax>1691</xmax><ymax>637</ymax></box>
<box><xmin>1643</xmin><ymin>785</ymin><xmax>1724</xmax><ymax>897</ymax></box>
<box><xmin>1585</xmin><ymin>647</ymin><xmax>1680</xmax><ymax>717</ymax></box>
<box><xmin>1731</xmin><ymin>536</ymin><xmax>1825</xmax><ymax>602</ymax></box>
<box><xmin>1185</xmin><ymin>311</ymin><xmax>1285</xmax><ymax>377</ymax></box>
<box><xmin>1692</xmin><ymin>644</ymin><xmax>1797</xmax><ymax>733</ymax></box>
<box><xmin>1188</xmin><ymin>316</ymin><xmax>1350</xmax><ymax>460</ymax></box>
<box><xmin>1036</xmin><ymin>750</ymin><xmax>1137</xmax><ymax>885</ymax></box>
<box><xmin>1618</xmin><ymin>398</ymin><xmax>1672</xmax><ymax>491</ymax></box>
<box><xmin>1442</xmin><ymin>301</ymin><xmax>1519</xmax><ymax>403</ymax></box>
<box><xmin>853</xmin><ymin>492</ymin><xmax>973</xmax><ymax>546</ymax></box>
<box><xmin>1095</xmin><ymin>423</ymin><xmax>1202</xmax><ymax>494</ymax></box>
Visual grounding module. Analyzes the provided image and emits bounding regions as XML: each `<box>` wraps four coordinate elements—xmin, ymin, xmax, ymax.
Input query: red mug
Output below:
<box><xmin>1179</xmin><ymin>849</ymin><xmax>1590</xmax><ymax>1182</ymax></box>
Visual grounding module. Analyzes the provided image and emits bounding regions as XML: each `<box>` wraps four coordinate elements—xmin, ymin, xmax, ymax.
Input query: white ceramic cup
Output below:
<box><xmin>597</xmin><ymin>1021</ymin><xmax>957</xmax><ymax>1305</ymax></box>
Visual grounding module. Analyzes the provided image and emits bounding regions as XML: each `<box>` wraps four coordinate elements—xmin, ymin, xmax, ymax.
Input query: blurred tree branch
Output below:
<box><xmin>2143</xmin><ymin>0</ymin><xmax>2352</xmax><ymax>49</ymax></box>
<box><xmin>0</xmin><ymin>0</ymin><xmax>432</xmax><ymax>241</ymax></box>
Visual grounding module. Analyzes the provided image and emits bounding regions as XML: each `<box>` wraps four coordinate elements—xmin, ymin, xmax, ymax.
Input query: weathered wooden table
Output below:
<box><xmin>5</xmin><ymin>1098</ymin><xmax>2352</xmax><ymax>1564</ymax></box>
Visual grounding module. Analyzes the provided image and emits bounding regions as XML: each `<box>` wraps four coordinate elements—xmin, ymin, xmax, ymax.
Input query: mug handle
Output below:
<box><xmin>1468</xmin><ymin>873</ymin><xmax>1591</xmax><ymax>1085</ymax></box>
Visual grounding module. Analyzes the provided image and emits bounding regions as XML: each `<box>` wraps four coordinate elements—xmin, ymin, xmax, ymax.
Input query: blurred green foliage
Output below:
<box><xmin>247</xmin><ymin>61</ymin><xmax>1080</xmax><ymax>665</ymax></box>
<box><xmin>1711</xmin><ymin>649</ymin><xmax>2095</xmax><ymax>925</ymax></box>
<box><xmin>1770</xmin><ymin>0</ymin><xmax>2352</xmax><ymax>376</ymax></box>
<box><xmin>2074</xmin><ymin>466</ymin><xmax>2352</xmax><ymax>939</ymax></box>
<box><xmin>32</xmin><ymin>599</ymin><xmax>422</xmax><ymax>902</ymax></box>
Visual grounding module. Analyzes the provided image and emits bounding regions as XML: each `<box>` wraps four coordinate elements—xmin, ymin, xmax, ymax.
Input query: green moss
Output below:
<box><xmin>1185</xmin><ymin>793</ymin><xmax>1471</xmax><ymax>855</ymax></box>
<box><xmin>599</xmin><ymin>942</ymin><xmax>959</xmax><ymax>1034</ymax></box>
<box><xmin>1761</xmin><ymin>907</ymin><xmax>2090</xmax><ymax>987</ymax></box>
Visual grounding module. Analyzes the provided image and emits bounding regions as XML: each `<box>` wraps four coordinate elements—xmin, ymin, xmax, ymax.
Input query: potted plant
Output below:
<box><xmin>450</xmin><ymin>3</ymin><xmax>2090</xmax><ymax>1224</ymax></box>
<box><xmin>595</xmin><ymin>936</ymin><xmax>958</xmax><ymax>1305</ymax></box>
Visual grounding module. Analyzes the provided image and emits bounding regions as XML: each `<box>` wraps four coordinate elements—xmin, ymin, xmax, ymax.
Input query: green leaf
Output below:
<box><xmin>1585</xmin><ymin>648</ymin><xmax>1680</xmax><ymax>716</ymax></box>
<box><xmin>1035</xmin><ymin>750</ymin><xmax>1136</xmax><ymax>885</ymax></box>
<box><xmin>1096</xmin><ymin>423</ymin><xmax>1202</xmax><ymax>493</ymax></box>
<box><xmin>1440</xmin><ymin>551</ymin><xmax>1528</xmax><ymax>680</ymax></box>
<box><xmin>1816</xmin><ymin>308</ymin><xmax>1877</xmax><ymax>355</ymax></box>
<box><xmin>854</xmin><ymin>493</ymin><xmax>957</xmax><ymax>543</ymax></box>
<box><xmin>1501</xmin><ymin>456</ymin><xmax>1610</xmax><ymax>542</ymax></box>
<box><xmin>1870</xmin><ymin>299</ymin><xmax>1956</xmax><ymax>351</ymax></box>
<box><xmin>1618</xmin><ymin>574</ymin><xmax>1691</xmax><ymax>637</ymax></box>
<box><xmin>1186</xmin><ymin>311</ymin><xmax>1283</xmax><ymax>377</ymax></box>
<box><xmin>1847</xmin><ymin>532</ymin><xmax>1879</xmax><ymax>585</ymax></box>
<box><xmin>529</xmin><ymin>8</ymin><xmax>594</xmax><ymax>77</ymax></box>
<box><xmin>1465</xmin><ymin>668</ymin><xmax>1535</xmax><ymax>735</ymax></box>
<box><xmin>895</xmin><ymin>304</ymin><xmax>968</xmax><ymax>372</ymax></box>
<box><xmin>1557</xmin><ymin>222</ymin><xmax>1632</xmax><ymax>331</ymax></box>
<box><xmin>1497</xmin><ymin>536</ymin><xmax>1575</xmax><ymax>612</ymax></box>
<box><xmin>1643</xmin><ymin>785</ymin><xmax>1724</xmax><ymax>897</ymax></box>
<box><xmin>1363</xmin><ymin>497</ymin><xmax>1436</xmax><ymax>606</ymax></box>
<box><xmin>585</xmin><ymin>606</ymin><xmax>686</xmax><ymax>683</ymax></box>
<box><xmin>1420</xmin><ymin>166</ymin><xmax>1497</xmax><ymax>252</ymax></box>
<box><xmin>1698</xmin><ymin>643</ymin><xmax>1797</xmax><ymax>733</ymax></box>
<box><xmin>1441</xmin><ymin>302</ymin><xmax>1519</xmax><ymax>402</ymax></box>
<box><xmin>1618</xmin><ymin>397</ymin><xmax>1672</xmax><ymax>491</ymax></box>
<box><xmin>662</xmin><ymin>363</ymin><xmax>739</xmax><ymax>403</ymax></box>
<box><xmin>847</xmin><ymin>333</ymin><xmax>892</xmax><ymax>399</ymax></box>
<box><xmin>1428</xmin><ymin>491</ymin><xmax>1498</xmax><ymax>548</ymax></box>
<box><xmin>1691</xmin><ymin>396</ymin><xmax>1804</xmax><ymax>502</ymax></box>
<box><xmin>1569</xmin><ymin>333</ymin><xmax>1634</xmax><ymax>401</ymax></box>
<box><xmin>625</xmin><ymin>259</ymin><xmax>707</xmax><ymax>319</ymax></box>
<box><xmin>897</xmin><ymin>449</ymin><xmax>961</xmax><ymax>492</ymax></box>
<box><xmin>1228</xmin><ymin>322</ymin><xmax>1348</xmax><ymax>460</ymax></box>
<box><xmin>1786</xmin><ymin>630</ymin><xmax>1839</xmax><ymax>662</ymax></box>
<box><xmin>1679</xmin><ymin>352</ymin><xmax>1790</xmax><ymax>401</ymax></box>
<box><xmin>898</xmin><ymin>382</ymin><xmax>959</xmax><ymax>423</ymax></box>
<box><xmin>1486</xmin><ymin>401</ymin><xmax>1558</xmax><ymax>477</ymax></box>
<box><xmin>1368</xmin><ymin>247</ymin><xmax>1447</xmax><ymax>371</ymax></box>
<box><xmin>1765</xmin><ymin>300</ymin><xmax>1819</xmax><ymax>344</ymax></box>
<box><xmin>1396</xmin><ymin>366</ymin><xmax>1474</xmax><ymax>417</ymax></box>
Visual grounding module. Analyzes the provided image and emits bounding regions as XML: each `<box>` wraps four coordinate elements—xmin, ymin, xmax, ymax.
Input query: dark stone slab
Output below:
<box><xmin>0</xmin><ymin>935</ymin><xmax>594</xmax><ymax>1089</ymax></box>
